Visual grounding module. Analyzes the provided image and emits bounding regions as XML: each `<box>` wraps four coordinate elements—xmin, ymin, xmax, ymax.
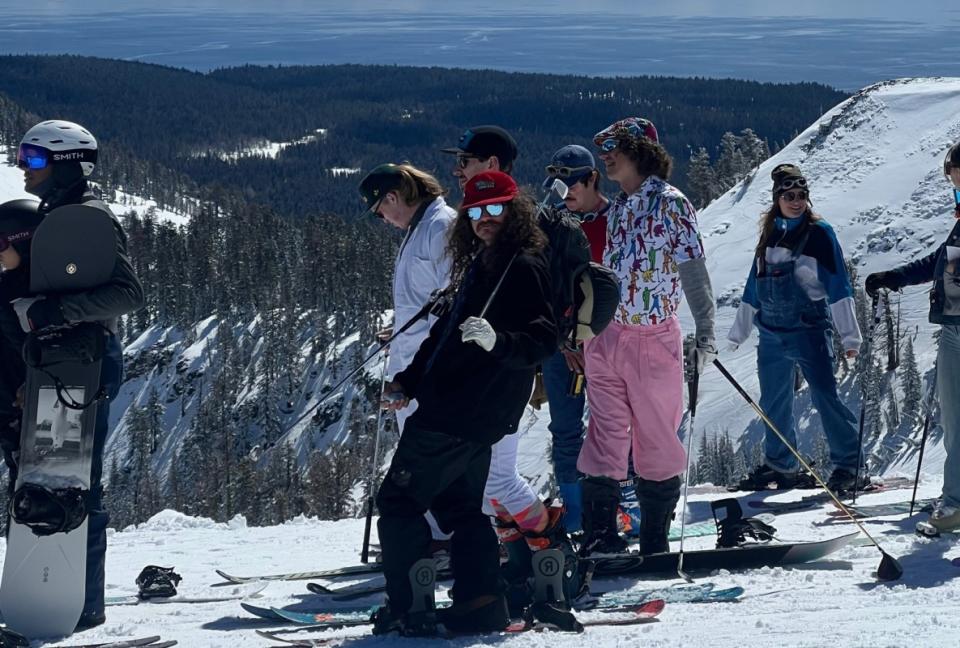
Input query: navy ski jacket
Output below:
<box><xmin>882</xmin><ymin>219</ymin><xmax>960</xmax><ymax>325</ymax></box>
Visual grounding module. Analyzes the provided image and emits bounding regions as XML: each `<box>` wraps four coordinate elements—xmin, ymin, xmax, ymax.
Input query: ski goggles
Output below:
<box><xmin>16</xmin><ymin>144</ymin><xmax>50</xmax><ymax>171</ymax></box>
<box><xmin>775</xmin><ymin>177</ymin><xmax>807</xmax><ymax>192</ymax></box>
<box><xmin>781</xmin><ymin>190</ymin><xmax>808</xmax><ymax>202</ymax></box>
<box><xmin>466</xmin><ymin>203</ymin><xmax>506</xmax><ymax>220</ymax></box>
<box><xmin>545</xmin><ymin>164</ymin><xmax>593</xmax><ymax>178</ymax></box>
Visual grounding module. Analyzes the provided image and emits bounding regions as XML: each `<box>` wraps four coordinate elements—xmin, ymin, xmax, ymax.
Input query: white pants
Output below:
<box><xmin>482</xmin><ymin>432</ymin><xmax>540</xmax><ymax>519</ymax></box>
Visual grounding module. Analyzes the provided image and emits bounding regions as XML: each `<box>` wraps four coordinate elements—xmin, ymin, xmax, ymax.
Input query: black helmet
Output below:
<box><xmin>0</xmin><ymin>199</ymin><xmax>42</xmax><ymax>254</ymax></box>
<box><xmin>944</xmin><ymin>142</ymin><xmax>960</xmax><ymax>177</ymax></box>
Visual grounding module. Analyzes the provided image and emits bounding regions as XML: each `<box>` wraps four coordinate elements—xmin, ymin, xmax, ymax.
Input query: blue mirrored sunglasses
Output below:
<box><xmin>467</xmin><ymin>203</ymin><xmax>506</xmax><ymax>220</ymax></box>
<box><xmin>17</xmin><ymin>145</ymin><xmax>49</xmax><ymax>170</ymax></box>
<box><xmin>598</xmin><ymin>138</ymin><xmax>619</xmax><ymax>153</ymax></box>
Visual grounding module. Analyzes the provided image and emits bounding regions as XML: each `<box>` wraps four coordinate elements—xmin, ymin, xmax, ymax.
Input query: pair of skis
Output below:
<box><xmin>256</xmin><ymin>598</ymin><xmax>666</xmax><ymax>646</ymax></box>
<box><xmin>49</xmin><ymin>636</ymin><xmax>177</xmax><ymax>648</ymax></box>
<box><xmin>242</xmin><ymin>582</ymin><xmax>744</xmax><ymax>625</ymax></box>
<box><xmin>104</xmin><ymin>582</ymin><xmax>267</xmax><ymax>607</ymax></box>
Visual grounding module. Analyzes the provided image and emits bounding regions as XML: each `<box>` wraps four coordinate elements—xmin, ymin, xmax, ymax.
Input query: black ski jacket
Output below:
<box><xmin>394</xmin><ymin>249</ymin><xmax>557</xmax><ymax>446</ymax></box>
<box><xmin>883</xmin><ymin>219</ymin><xmax>960</xmax><ymax>325</ymax></box>
<box><xmin>1</xmin><ymin>183</ymin><xmax>144</xmax><ymax>333</ymax></box>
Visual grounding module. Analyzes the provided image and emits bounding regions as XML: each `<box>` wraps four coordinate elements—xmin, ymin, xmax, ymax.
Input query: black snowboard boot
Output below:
<box><xmin>635</xmin><ymin>475</ymin><xmax>681</xmax><ymax>555</ymax></box>
<box><xmin>826</xmin><ymin>467</ymin><xmax>871</xmax><ymax>493</ymax></box>
<box><xmin>437</xmin><ymin>594</ymin><xmax>510</xmax><ymax>633</ymax></box>
<box><xmin>737</xmin><ymin>464</ymin><xmax>808</xmax><ymax>491</ymax></box>
<box><xmin>579</xmin><ymin>477</ymin><xmax>628</xmax><ymax>556</ymax></box>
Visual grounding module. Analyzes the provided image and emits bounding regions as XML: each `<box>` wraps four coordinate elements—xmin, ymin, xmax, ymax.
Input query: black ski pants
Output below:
<box><xmin>376</xmin><ymin>422</ymin><xmax>501</xmax><ymax>614</ymax></box>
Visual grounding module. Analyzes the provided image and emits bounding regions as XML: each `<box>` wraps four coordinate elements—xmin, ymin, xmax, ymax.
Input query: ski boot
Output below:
<box><xmin>917</xmin><ymin>503</ymin><xmax>960</xmax><ymax>538</ymax></box>
<box><xmin>635</xmin><ymin>475</ymin><xmax>681</xmax><ymax>555</ymax></box>
<box><xmin>736</xmin><ymin>464</ymin><xmax>813</xmax><ymax>491</ymax></box>
<box><xmin>826</xmin><ymin>467</ymin><xmax>871</xmax><ymax>494</ymax></box>
<box><xmin>373</xmin><ymin>558</ymin><xmax>438</xmax><ymax>636</ymax></box>
<box><xmin>579</xmin><ymin>477</ymin><xmax>629</xmax><ymax>556</ymax></box>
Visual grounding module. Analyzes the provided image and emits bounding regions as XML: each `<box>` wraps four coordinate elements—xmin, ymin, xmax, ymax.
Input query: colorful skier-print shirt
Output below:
<box><xmin>604</xmin><ymin>176</ymin><xmax>705</xmax><ymax>326</ymax></box>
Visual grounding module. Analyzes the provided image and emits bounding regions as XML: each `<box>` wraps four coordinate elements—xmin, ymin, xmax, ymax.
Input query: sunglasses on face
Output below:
<box><xmin>467</xmin><ymin>203</ymin><xmax>506</xmax><ymax>220</ymax></box>
<box><xmin>781</xmin><ymin>190</ymin><xmax>808</xmax><ymax>202</ymax></box>
<box><xmin>545</xmin><ymin>164</ymin><xmax>593</xmax><ymax>178</ymax></box>
<box><xmin>597</xmin><ymin>138</ymin><xmax>620</xmax><ymax>153</ymax></box>
<box><xmin>456</xmin><ymin>155</ymin><xmax>487</xmax><ymax>170</ymax></box>
<box><xmin>17</xmin><ymin>145</ymin><xmax>49</xmax><ymax>171</ymax></box>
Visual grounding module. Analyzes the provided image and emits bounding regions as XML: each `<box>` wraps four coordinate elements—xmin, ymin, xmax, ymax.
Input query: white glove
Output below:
<box><xmin>687</xmin><ymin>334</ymin><xmax>718</xmax><ymax>375</ymax></box>
<box><xmin>460</xmin><ymin>316</ymin><xmax>497</xmax><ymax>352</ymax></box>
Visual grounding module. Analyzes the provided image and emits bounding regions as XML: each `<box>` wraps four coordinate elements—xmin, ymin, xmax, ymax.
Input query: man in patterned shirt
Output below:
<box><xmin>577</xmin><ymin>117</ymin><xmax>717</xmax><ymax>556</ymax></box>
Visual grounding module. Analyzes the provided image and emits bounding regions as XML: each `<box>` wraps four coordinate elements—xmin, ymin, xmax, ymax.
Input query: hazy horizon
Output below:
<box><xmin>2</xmin><ymin>3</ymin><xmax>959</xmax><ymax>90</ymax></box>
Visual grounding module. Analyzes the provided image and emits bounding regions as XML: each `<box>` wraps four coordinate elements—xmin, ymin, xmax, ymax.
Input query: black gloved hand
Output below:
<box><xmin>865</xmin><ymin>272</ymin><xmax>896</xmax><ymax>299</ymax></box>
<box><xmin>0</xmin><ymin>235</ymin><xmax>9</xmax><ymax>253</ymax></box>
<box><xmin>26</xmin><ymin>296</ymin><xmax>66</xmax><ymax>331</ymax></box>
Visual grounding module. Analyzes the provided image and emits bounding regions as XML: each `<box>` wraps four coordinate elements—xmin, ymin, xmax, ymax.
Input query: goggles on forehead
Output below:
<box><xmin>466</xmin><ymin>203</ymin><xmax>506</xmax><ymax>220</ymax></box>
<box><xmin>776</xmin><ymin>177</ymin><xmax>807</xmax><ymax>192</ymax></box>
<box><xmin>545</xmin><ymin>164</ymin><xmax>593</xmax><ymax>178</ymax></box>
<box><xmin>17</xmin><ymin>144</ymin><xmax>50</xmax><ymax>170</ymax></box>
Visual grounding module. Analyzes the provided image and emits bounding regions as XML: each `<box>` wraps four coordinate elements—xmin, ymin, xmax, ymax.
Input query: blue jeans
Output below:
<box><xmin>85</xmin><ymin>334</ymin><xmax>123</xmax><ymax>617</ymax></box>
<box><xmin>939</xmin><ymin>325</ymin><xmax>960</xmax><ymax>508</ymax></box>
<box><xmin>542</xmin><ymin>351</ymin><xmax>585</xmax><ymax>484</ymax></box>
<box><xmin>757</xmin><ymin>327</ymin><xmax>860</xmax><ymax>473</ymax></box>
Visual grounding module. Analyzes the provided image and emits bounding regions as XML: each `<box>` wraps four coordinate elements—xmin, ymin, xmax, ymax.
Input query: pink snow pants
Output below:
<box><xmin>577</xmin><ymin>318</ymin><xmax>687</xmax><ymax>482</ymax></box>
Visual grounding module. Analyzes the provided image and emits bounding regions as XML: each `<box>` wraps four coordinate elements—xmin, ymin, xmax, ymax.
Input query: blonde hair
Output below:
<box><xmin>392</xmin><ymin>163</ymin><xmax>446</xmax><ymax>206</ymax></box>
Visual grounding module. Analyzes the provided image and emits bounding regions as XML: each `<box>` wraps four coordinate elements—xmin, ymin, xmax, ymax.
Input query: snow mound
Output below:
<box><xmin>134</xmin><ymin>509</ymin><xmax>226</xmax><ymax>532</ymax></box>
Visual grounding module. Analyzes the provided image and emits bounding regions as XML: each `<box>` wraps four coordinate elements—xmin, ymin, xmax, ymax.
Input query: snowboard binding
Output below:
<box><xmin>711</xmin><ymin>498</ymin><xmax>778</xmax><ymax>548</ymax></box>
<box><xmin>10</xmin><ymin>483</ymin><xmax>88</xmax><ymax>536</ymax></box>
<box><xmin>136</xmin><ymin>565</ymin><xmax>183</xmax><ymax>599</ymax></box>
<box><xmin>0</xmin><ymin>626</ymin><xmax>29</xmax><ymax>648</ymax></box>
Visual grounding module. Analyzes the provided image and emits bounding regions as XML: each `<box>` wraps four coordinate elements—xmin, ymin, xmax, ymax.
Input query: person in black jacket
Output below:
<box><xmin>376</xmin><ymin>170</ymin><xmax>557</xmax><ymax>635</ymax></box>
<box><xmin>4</xmin><ymin>120</ymin><xmax>144</xmax><ymax>631</ymax></box>
<box><xmin>866</xmin><ymin>141</ymin><xmax>960</xmax><ymax>534</ymax></box>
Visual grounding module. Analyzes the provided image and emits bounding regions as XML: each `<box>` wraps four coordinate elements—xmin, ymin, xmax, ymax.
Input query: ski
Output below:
<box><xmin>257</xmin><ymin>599</ymin><xmax>664</xmax><ymax>645</ymax></box>
<box><xmin>591</xmin><ymin>531</ymin><xmax>859</xmax><ymax>576</ymax></box>
<box><xmin>264</xmin><ymin>582</ymin><xmax>738</xmax><ymax>626</ymax></box>
<box><xmin>215</xmin><ymin>556</ymin><xmax>451</xmax><ymax>585</ymax></box>
<box><xmin>746</xmin><ymin>478</ymin><xmax>914</xmax><ymax>515</ymax></box>
<box><xmin>824</xmin><ymin>497</ymin><xmax>937</xmax><ymax>519</ymax></box>
<box><xmin>106</xmin><ymin>582</ymin><xmax>267</xmax><ymax>606</ymax></box>
<box><xmin>49</xmin><ymin>637</ymin><xmax>176</xmax><ymax>648</ymax></box>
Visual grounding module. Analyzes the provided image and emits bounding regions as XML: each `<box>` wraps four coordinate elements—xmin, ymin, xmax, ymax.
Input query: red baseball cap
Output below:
<box><xmin>462</xmin><ymin>171</ymin><xmax>519</xmax><ymax>209</ymax></box>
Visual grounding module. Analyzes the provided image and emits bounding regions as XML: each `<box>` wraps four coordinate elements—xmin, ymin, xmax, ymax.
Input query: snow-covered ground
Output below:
<box><xmin>0</xmin><ymin>479</ymin><xmax>955</xmax><ymax>647</ymax></box>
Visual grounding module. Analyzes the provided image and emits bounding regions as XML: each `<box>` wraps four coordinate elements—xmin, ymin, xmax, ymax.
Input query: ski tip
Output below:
<box><xmin>638</xmin><ymin>598</ymin><xmax>666</xmax><ymax>615</ymax></box>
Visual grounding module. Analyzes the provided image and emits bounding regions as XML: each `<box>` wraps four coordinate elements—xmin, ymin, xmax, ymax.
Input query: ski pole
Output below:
<box><xmin>713</xmin><ymin>358</ymin><xmax>903</xmax><ymax>581</ymax></box>
<box><xmin>361</xmin><ymin>349</ymin><xmax>390</xmax><ymax>563</ymax></box>
<box><xmin>279</xmin><ymin>288</ymin><xmax>451</xmax><ymax>439</ymax></box>
<box><xmin>478</xmin><ymin>179</ymin><xmax>568</xmax><ymax>319</ymax></box>
<box><xmin>853</xmin><ymin>294</ymin><xmax>883</xmax><ymax>504</ymax></box>
<box><xmin>910</xmin><ymin>360</ymin><xmax>937</xmax><ymax>516</ymax></box>
<box><xmin>676</xmin><ymin>345</ymin><xmax>700</xmax><ymax>583</ymax></box>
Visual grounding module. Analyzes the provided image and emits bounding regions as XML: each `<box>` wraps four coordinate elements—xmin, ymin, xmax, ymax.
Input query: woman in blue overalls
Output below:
<box><xmin>728</xmin><ymin>164</ymin><xmax>865</xmax><ymax>492</ymax></box>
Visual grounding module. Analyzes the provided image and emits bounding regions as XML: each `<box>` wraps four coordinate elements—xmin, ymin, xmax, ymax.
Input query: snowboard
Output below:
<box><xmin>591</xmin><ymin>531</ymin><xmax>859</xmax><ymax>576</ymax></box>
<box><xmin>746</xmin><ymin>477</ymin><xmax>914</xmax><ymax>515</ymax></box>
<box><xmin>825</xmin><ymin>497</ymin><xmax>937</xmax><ymax>519</ymax></box>
<box><xmin>0</xmin><ymin>204</ymin><xmax>117</xmax><ymax>639</ymax></box>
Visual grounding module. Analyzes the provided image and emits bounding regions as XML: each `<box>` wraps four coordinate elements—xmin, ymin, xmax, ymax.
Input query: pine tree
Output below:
<box><xmin>687</xmin><ymin>147</ymin><xmax>719</xmax><ymax>208</ymax></box>
<box><xmin>901</xmin><ymin>336</ymin><xmax>922</xmax><ymax>428</ymax></box>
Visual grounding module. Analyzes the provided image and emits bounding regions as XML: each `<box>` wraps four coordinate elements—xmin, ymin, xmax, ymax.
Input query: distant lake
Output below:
<box><xmin>2</xmin><ymin>7</ymin><xmax>959</xmax><ymax>90</ymax></box>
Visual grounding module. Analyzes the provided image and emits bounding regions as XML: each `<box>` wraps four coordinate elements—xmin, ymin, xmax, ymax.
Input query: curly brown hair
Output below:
<box><xmin>619</xmin><ymin>137</ymin><xmax>673</xmax><ymax>180</ymax></box>
<box><xmin>447</xmin><ymin>192</ymin><xmax>548</xmax><ymax>287</ymax></box>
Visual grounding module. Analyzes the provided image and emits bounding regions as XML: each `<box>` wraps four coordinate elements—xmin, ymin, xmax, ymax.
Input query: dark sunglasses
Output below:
<box><xmin>545</xmin><ymin>164</ymin><xmax>593</xmax><ymax>178</ymax></box>
<box><xmin>777</xmin><ymin>177</ymin><xmax>807</xmax><ymax>191</ymax></box>
<box><xmin>781</xmin><ymin>190</ymin><xmax>808</xmax><ymax>202</ymax></box>
<box><xmin>456</xmin><ymin>155</ymin><xmax>486</xmax><ymax>169</ymax></box>
<box><xmin>17</xmin><ymin>144</ymin><xmax>49</xmax><ymax>171</ymax></box>
<box><xmin>466</xmin><ymin>203</ymin><xmax>506</xmax><ymax>220</ymax></box>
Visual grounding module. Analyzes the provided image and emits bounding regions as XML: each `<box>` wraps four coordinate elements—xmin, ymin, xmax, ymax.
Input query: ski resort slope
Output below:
<box><xmin>1</xmin><ymin>481</ymin><xmax>956</xmax><ymax>647</ymax></box>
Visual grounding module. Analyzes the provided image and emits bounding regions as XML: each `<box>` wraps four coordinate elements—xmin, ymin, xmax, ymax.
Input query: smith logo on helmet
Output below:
<box><xmin>52</xmin><ymin>152</ymin><xmax>87</xmax><ymax>162</ymax></box>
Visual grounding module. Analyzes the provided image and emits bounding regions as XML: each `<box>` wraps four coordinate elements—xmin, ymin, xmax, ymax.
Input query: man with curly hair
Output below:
<box><xmin>577</xmin><ymin>117</ymin><xmax>717</xmax><ymax>556</ymax></box>
<box><xmin>376</xmin><ymin>171</ymin><xmax>557</xmax><ymax>635</ymax></box>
